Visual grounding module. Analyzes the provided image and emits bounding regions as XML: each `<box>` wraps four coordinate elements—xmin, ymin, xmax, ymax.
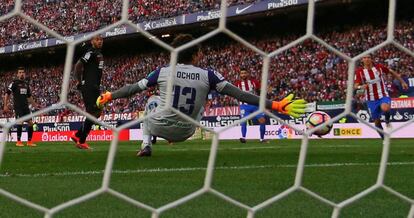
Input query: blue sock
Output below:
<box><xmin>241</xmin><ymin>122</ymin><xmax>247</xmax><ymax>138</ymax></box>
<box><xmin>375</xmin><ymin>122</ymin><xmax>384</xmax><ymax>140</ymax></box>
<box><xmin>260</xmin><ymin>123</ymin><xmax>265</xmax><ymax>140</ymax></box>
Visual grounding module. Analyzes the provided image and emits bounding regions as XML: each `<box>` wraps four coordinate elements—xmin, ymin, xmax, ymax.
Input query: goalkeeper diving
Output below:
<box><xmin>97</xmin><ymin>34</ymin><xmax>307</xmax><ymax>156</ymax></box>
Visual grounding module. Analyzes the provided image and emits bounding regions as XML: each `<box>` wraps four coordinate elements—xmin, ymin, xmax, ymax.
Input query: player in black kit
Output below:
<box><xmin>71</xmin><ymin>35</ymin><xmax>104</xmax><ymax>149</ymax></box>
<box><xmin>3</xmin><ymin>67</ymin><xmax>38</xmax><ymax>147</ymax></box>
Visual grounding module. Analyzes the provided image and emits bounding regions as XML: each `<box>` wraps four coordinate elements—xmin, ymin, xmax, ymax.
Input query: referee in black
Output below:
<box><xmin>3</xmin><ymin>67</ymin><xmax>38</xmax><ymax>147</ymax></box>
<box><xmin>71</xmin><ymin>35</ymin><xmax>104</xmax><ymax>149</ymax></box>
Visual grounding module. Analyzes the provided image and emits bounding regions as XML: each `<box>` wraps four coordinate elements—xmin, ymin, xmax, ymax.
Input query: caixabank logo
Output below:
<box><xmin>333</xmin><ymin>128</ymin><xmax>362</xmax><ymax>136</ymax></box>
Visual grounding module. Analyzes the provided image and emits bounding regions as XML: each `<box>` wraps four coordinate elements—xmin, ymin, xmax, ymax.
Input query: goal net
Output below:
<box><xmin>0</xmin><ymin>0</ymin><xmax>413</xmax><ymax>217</ymax></box>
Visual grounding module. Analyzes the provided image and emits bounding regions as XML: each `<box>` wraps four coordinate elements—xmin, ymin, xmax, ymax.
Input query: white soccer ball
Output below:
<box><xmin>305</xmin><ymin>111</ymin><xmax>333</xmax><ymax>136</ymax></box>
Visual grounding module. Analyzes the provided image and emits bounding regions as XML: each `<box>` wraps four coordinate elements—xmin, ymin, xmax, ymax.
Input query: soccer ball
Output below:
<box><xmin>305</xmin><ymin>111</ymin><xmax>333</xmax><ymax>136</ymax></box>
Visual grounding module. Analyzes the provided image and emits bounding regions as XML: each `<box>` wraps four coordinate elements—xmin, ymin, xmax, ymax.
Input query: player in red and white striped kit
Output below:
<box><xmin>235</xmin><ymin>69</ymin><xmax>267</xmax><ymax>143</ymax></box>
<box><xmin>354</xmin><ymin>54</ymin><xmax>408</xmax><ymax>139</ymax></box>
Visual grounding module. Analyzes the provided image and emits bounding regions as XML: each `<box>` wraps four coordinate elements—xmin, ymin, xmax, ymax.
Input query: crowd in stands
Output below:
<box><xmin>0</xmin><ymin>0</ymin><xmax>412</xmax><ymax>49</ymax></box>
<box><xmin>1</xmin><ymin>20</ymin><xmax>414</xmax><ymax>118</ymax></box>
<box><xmin>0</xmin><ymin>0</ymin><xmax>256</xmax><ymax>47</ymax></box>
<box><xmin>129</xmin><ymin>0</ymin><xmax>257</xmax><ymax>23</ymax></box>
<box><xmin>0</xmin><ymin>0</ymin><xmax>14</xmax><ymax>15</ymax></box>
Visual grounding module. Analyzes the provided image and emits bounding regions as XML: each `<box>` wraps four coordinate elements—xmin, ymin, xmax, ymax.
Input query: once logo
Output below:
<box><xmin>333</xmin><ymin>128</ymin><xmax>362</xmax><ymax>136</ymax></box>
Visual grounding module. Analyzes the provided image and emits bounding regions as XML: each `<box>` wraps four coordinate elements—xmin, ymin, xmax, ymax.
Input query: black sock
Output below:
<box><xmin>384</xmin><ymin>111</ymin><xmax>391</xmax><ymax>124</ymax></box>
<box><xmin>28</xmin><ymin>125</ymin><xmax>33</xmax><ymax>141</ymax></box>
<box><xmin>79</xmin><ymin>119</ymin><xmax>94</xmax><ymax>143</ymax></box>
<box><xmin>16</xmin><ymin>125</ymin><xmax>22</xmax><ymax>141</ymax></box>
<box><xmin>375</xmin><ymin>122</ymin><xmax>384</xmax><ymax>140</ymax></box>
<box><xmin>75</xmin><ymin>128</ymin><xmax>82</xmax><ymax>138</ymax></box>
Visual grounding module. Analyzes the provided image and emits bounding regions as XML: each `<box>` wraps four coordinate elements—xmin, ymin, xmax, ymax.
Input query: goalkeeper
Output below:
<box><xmin>97</xmin><ymin>34</ymin><xmax>306</xmax><ymax>157</ymax></box>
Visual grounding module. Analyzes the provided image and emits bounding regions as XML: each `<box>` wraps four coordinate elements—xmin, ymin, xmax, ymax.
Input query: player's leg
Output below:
<box><xmin>74</xmin><ymin>90</ymin><xmax>101</xmax><ymax>149</ymax></box>
<box><xmin>374</xmin><ymin>118</ymin><xmax>384</xmax><ymax>139</ymax></box>
<box><xmin>380</xmin><ymin>97</ymin><xmax>392</xmax><ymax>129</ymax></box>
<box><xmin>26</xmin><ymin>119</ymin><xmax>36</xmax><ymax>147</ymax></box>
<box><xmin>257</xmin><ymin>116</ymin><xmax>267</xmax><ymax>143</ymax></box>
<box><xmin>22</xmin><ymin>105</ymin><xmax>36</xmax><ymax>147</ymax></box>
<box><xmin>367</xmin><ymin>100</ymin><xmax>384</xmax><ymax>139</ymax></box>
<box><xmin>14</xmin><ymin>110</ymin><xmax>24</xmax><ymax>146</ymax></box>
<box><xmin>137</xmin><ymin>96</ymin><xmax>161</xmax><ymax>157</ymax></box>
<box><xmin>15</xmin><ymin>123</ymin><xmax>23</xmax><ymax>146</ymax></box>
<box><xmin>137</xmin><ymin>119</ymin><xmax>152</xmax><ymax>157</ymax></box>
<box><xmin>73</xmin><ymin>89</ymin><xmax>91</xmax><ymax>144</ymax></box>
<box><xmin>77</xmin><ymin>110</ymin><xmax>100</xmax><ymax>148</ymax></box>
<box><xmin>251</xmin><ymin>105</ymin><xmax>267</xmax><ymax>143</ymax></box>
<box><xmin>239</xmin><ymin>105</ymin><xmax>249</xmax><ymax>143</ymax></box>
<box><xmin>7</xmin><ymin>129</ymin><xmax>12</xmax><ymax>142</ymax></box>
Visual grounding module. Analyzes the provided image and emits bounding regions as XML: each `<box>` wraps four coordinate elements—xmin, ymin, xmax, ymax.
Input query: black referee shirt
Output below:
<box><xmin>80</xmin><ymin>48</ymin><xmax>104</xmax><ymax>90</ymax></box>
<box><xmin>6</xmin><ymin>79</ymin><xmax>31</xmax><ymax>110</ymax></box>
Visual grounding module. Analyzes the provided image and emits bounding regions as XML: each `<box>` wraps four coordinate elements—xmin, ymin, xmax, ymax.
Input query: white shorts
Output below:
<box><xmin>145</xmin><ymin>96</ymin><xmax>195</xmax><ymax>142</ymax></box>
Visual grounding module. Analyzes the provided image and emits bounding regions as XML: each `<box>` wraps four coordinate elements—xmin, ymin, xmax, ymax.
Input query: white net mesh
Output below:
<box><xmin>0</xmin><ymin>0</ymin><xmax>413</xmax><ymax>217</ymax></box>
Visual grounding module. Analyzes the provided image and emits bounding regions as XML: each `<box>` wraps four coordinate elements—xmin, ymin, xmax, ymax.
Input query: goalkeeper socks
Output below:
<box><xmin>142</xmin><ymin>134</ymin><xmax>152</xmax><ymax>148</ymax></box>
<box><xmin>241</xmin><ymin>122</ymin><xmax>247</xmax><ymax>138</ymax></box>
<box><xmin>141</xmin><ymin>121</ymin><xmax>152</xmax><ymax>148</ymax></box>
<box><xmin>375</xmin><ymin>122</ymin><xmax>384</xmax><ymax>140</ymax></box>
<box><xmin>384</xmin><ymin>111</ymin><xmax>391</xmax><ymax>124</ymax></box>
<box><xmin>260</xmin><ymin>123</ymin><xmax>266</xmax><ymax>140</ymax></box>
<box><xmin>27</xmin><ymin>125</ymin><xmax>33</xmax><ymax>141</ymax></box>
<box><xmin>79</xmin><ymin>119</ymin><xmax>94</xmax><ymax>143</ymax></box>
<box><xmin>16</xmin><ymin>125</ymin><xmax>22</xmax><ymax>141</ymax></box>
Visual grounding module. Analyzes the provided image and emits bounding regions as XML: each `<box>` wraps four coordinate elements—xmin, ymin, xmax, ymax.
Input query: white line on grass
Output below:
<box><xmin>4</xmin><ymin>143</ymin><xmax>380</xmax><ymax>154</ymax></box>
<box><xmin>1</xmin><ymin>162</ymin><xmax>414</xmax><ymax>178</ymax></box>
<box><xmin>147</xmin><ymin>144</ymin><xmax>372</xmax><ymax>152</ymax></box>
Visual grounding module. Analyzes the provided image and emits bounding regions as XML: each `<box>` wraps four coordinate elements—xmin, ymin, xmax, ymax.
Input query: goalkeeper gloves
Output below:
<box><xmin>271</xmin><ymin>94</ymin><xmax>307</xmax><ymax>118</ymax></box>
<box><xmin>96</xmin><ymin>91</ymin><xmax>112</xmax><ymax>108</ymax></box>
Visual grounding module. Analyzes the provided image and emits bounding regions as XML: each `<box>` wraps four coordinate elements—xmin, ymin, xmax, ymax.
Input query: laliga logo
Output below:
<box><xmin>356</xmin><ymin>110</ymin><xmax>370</xmax><ymax>123</ymax></box>
<box><xmin>42</xmin><ymin>132</ymin><xmax>48</xmax><ymax>141</ymax></box>
<box><xmin>41</xmin><ymin>132</ymin><xmax>68</xmax><ymax>141</ymax></box>
<box><xmin>277</xmin><ymin>125</ymin><xmax>293</xmax><ymax>139</ymax></box>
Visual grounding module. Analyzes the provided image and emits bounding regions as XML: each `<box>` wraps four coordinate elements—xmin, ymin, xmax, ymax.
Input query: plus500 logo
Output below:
<box><xmin>268</xmin><ymin>0</ymin><xmax>298</xmax><ymax>9</ymax></box>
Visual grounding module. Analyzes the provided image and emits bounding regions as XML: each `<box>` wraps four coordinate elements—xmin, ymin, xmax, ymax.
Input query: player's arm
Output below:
<box><xmin>97</xmin><ymin>69</ymin><xmax>159</xmax><ymax>106</ymax></box>
<box><xmin>113</xmin><ymin>78</ymin><xmax>149</xmax><ymax>99</ymax></box>
<box><xmin>353</xmin><ymin>70</ymin><xmax>367</xmax><ymax>90</ymax></box>
<box><xmin>74</xmin><ymin>60</ymin><xmax>84</xmax><ymax>89</ymax></box>
<box><xmin>218</xmin><ymin>82</ymin><xmax>306</xmax><ymax>118</ymax></box>
<box><xmin>3</xmin><ymin>83</ymin><xmax>13</xmax><ymax>112</ymax></box>
<box><xmin>354</xmin><ymin>82</ymin><xmax>367</xmax><ymax>90</ymax></box>
<box><xmin>27</xmin><ymin>97</ymin><xmax>38</xmax><ymax>109</ymax></box>
<box><xmin>3</xmin><ymin>93</ymin><xmax>10</xmax><ymax>112</ymax></box>
<box><xmin>354</xmin><ymin>82</ymin><xmax>368</xmax><ymax>94</ymax></box>
<box><xmin>209</xmin><ymin>70</ymin><xmax>306</xmax><ymax>118</ymax></box>
<box><xmin>388</xmin><ymin>68</ymin><xmax>409</xmax><ymax>90</ymax></box>
<box><xmin>96</xmin><ymin>78</ymin><xmax>148</xmax><ymax>106</ymax></box>
<box><xmin>26</xmin><ymin>85</ymin><xmax>37</xmax><ymax>109</ymax></box>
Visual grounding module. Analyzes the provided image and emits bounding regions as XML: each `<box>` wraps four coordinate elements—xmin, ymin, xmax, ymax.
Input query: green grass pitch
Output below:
<box><xmin>0</xmin><ymin>138</ymin><xmax>413</xmax><ymax>217</ymax></box>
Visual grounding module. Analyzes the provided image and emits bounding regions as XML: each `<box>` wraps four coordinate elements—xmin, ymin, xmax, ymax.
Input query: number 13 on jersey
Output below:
<box><xmin>172</xmin><ymin>85</ymin><xmax>197</xmax><ymax>115</ymax></box>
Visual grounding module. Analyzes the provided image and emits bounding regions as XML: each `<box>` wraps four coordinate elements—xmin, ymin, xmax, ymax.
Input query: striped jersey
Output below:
<box><xmin>355</xmin><ymin>64</ymin><xmax>390</xmax><ymax>101</ymax></box>
<box><xmin>235</xmin><ymin>79</ymin><xmax>260</xmax><ymax>105</ymax></box>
